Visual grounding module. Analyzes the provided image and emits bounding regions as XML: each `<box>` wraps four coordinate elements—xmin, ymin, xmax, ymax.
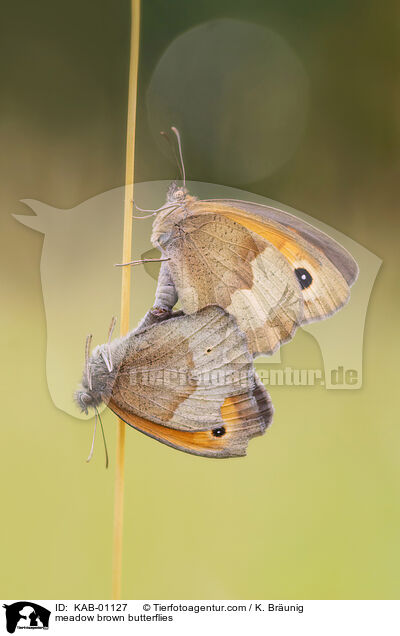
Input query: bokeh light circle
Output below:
<box><xmin>147</xmin><ymin>19</ymin><xmax>309</xmax><ymax>185</ymax></box>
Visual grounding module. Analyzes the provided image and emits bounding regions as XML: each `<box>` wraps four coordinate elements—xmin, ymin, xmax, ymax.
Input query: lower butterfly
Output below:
<box><xmin>75</xmin><ymin>307</ymin><xmax>272</xmax><ymax>459</ymax></box>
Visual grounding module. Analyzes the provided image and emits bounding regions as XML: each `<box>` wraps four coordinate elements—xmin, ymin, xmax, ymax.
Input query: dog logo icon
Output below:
<box><xmin>2</xmin><ymin>602</ymin><xmax>50</xmax><ymax>633</ymax></box>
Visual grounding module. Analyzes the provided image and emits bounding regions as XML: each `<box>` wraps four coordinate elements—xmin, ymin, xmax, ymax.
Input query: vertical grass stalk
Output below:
<box><xmin>112</xmin><ymin>0</ymin><xmax>141</xmax><ymax>600</ymax></box>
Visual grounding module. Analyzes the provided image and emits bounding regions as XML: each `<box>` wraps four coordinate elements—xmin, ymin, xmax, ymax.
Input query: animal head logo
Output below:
<box><xmin>14</xmin><ymin>180</ymin><xmax>381</xmax><ymax>417</ymax></box>
<box><xmin>2</xmin><ymin>602</ymin><xmax>50</xmax><ymax>633</ymax></box>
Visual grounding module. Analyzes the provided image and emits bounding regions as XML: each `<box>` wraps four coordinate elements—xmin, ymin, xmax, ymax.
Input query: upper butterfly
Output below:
<box><xmin>143</xmin><ymin>128</ymin><xmax>359</xmax><ymax>356</ymax></box>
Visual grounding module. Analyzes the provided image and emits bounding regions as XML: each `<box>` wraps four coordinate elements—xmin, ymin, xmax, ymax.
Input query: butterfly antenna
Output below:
<box><xmin>106</xmin><ymin>316</ymin><xmax>117</xmax><ymax>372</ymax></box>
<box><xmin>96</xmin><ymin>407</ymin><xmax>109</xmax><ymax>469</ymax></box>
<box><xmin>86</xmin><ymin>410</ymin><xmax>97</xmax><ymax>463</ymax></box>
<box><xmin>108</xmin><ymin>315</ymin><xmax>117</xmax><ymax>342</ymax></box>
<box><xmin>171</xmin><ymin>126</ymin><xmax>186</xmax><ymax>187</ymax></box>
<box><xmin>85</xmin><ymin>334</ymin><xmax>93</xmax><ymax>390</ymax></box>
<box><xmin>160</xmin><ymin>130</ymin><xmax>184</xmax><ymax>181</ymax></box>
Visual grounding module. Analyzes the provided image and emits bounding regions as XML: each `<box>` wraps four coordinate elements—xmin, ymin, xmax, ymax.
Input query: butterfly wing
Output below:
<box><xmin>197</xmin><ymin>199</ymin><xmax>358</xmax><ymax>324</ymax></box>
<box><xmin>203</xmin><ymin>198</ymin><xmax>358</xmax><ymax>286</ymax></box>
<box><xmin>106</xmin><ymin>307</ymin><xmax>272</xmax><ymax>457</ymax></box>
<box><xmin>161</xmin><ymin>213</ymin><xmax>304</xmax><ymax>355</ymax></box>
<box><xmin>166</xmin><ymin>199</ymin><xmax>357</xmax><ymax>333</ymax></box>
<box><xmin>109</xmin><ymin>375</ymin><xmax>272</xmax><ymax>458</ymax></box>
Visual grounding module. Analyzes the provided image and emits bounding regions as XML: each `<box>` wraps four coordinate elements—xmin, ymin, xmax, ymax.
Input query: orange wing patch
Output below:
<box><xmin>108</xmin><ymin>388</ymin><xmax>270</xmax><ymax>459</ymax></box>
<box><xmin>221</xmin><ymin>211</ymin><xmax>319</xmax><ymax>269</ymax></box>
<box><xmin>108</xmin><ymin>398</ymin><xmax>235</xmax><ymax>457</ymax></box>
<box><xmin>190</xmin><ymin>202</ymin><xmax>351</xmax><ymax>325</ymax></box>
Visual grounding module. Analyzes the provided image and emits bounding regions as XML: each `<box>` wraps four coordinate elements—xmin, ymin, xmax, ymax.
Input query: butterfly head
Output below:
<box><xmin>75</xmin><ymin>388</ymin><xmax>99</xmax><ymax>415</ymax></box>
<box><xmin>75</xmin><ymin>329</ymin><xmax>124</xmax><ymax>414</ymax></box>
<box><xmin>75</xmin><ymin>346</ymin><xmax>113</xmax><ymax>413</ymax></box>
<box><xmin>166</xmin><ymin>180</ymin><xmax>189</xmax><ymax>204</ymax></box>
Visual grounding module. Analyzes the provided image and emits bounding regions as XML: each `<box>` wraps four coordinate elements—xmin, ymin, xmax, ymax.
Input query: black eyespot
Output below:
<box><xmin>212</xmin><ymin>426</ymin><xmax>226</xmax><ymax>437</ymax></box>
<box><xmin>295</xmin><ymin>267</ymin><xmax>313</xmax><ymax>289</ymax></box>
<box><xmin>206</xmin><ymin>348</ymin><xmax>212</xmax><ymax>353</ymax></box>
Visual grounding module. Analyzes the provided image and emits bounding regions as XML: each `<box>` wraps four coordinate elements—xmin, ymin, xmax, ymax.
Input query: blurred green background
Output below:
<box><xmin>0</xmin><ymin>0</ymin><xmax>398</xmax><ymax>599</ymax></box>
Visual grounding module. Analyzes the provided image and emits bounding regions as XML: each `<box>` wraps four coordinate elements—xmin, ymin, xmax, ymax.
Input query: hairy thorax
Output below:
<box><xmin>151</xmin><ymin>185</ymin><xmax>198</xmax><ymax>248</ymax></box>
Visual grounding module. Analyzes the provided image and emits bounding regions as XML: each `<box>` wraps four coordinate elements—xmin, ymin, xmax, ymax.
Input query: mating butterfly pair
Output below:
<box><xmin>75</xmin><ymin>131</ymin><xmax>358</xmax><ymax>459</ymax></box>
